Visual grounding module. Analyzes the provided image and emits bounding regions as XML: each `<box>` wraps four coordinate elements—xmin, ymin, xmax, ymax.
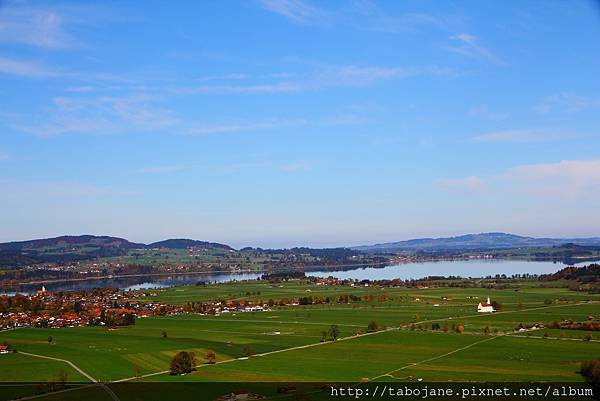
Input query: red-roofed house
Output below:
<box><xmin>477</xmin><ymin>297</ymin><xmax>495</xmax><ymax>313</ymax></box>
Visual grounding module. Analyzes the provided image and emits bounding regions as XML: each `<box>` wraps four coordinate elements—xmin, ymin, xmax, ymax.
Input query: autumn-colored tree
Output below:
<box><xmin>169</xmin><ymin>351</ymin><xmax>197</xmax><ymax>375</ymax></box>
<box><xmin>56</xmin><ymin>371</ymin><xmax>67</xmax><ymax>388</ymax></box>
<box><xmin>483</xmin><ymin>325</ymin><xmax>491</xmax><ymax>334</ymax></box>
<box><xmin>491</xmin><ymin>301</ymin><xmax>503</xmax><ymax>311</ymax></box>
<box><xmin>204</xmin><ymin>349</ymin><xmax>216</xmax><ymax>364</ymax></box>
<box><xmin>328</xmin><ymin>324</ymin><xmax>340</xmax><ymax>340</ymax></box>
<box><xmin>580</xmin><ymin>359</ymin><xmax>600</xmax><ymax>394</ymax></box>
<box><xmin>454</xmin><ymin>323</ymin><xmax>465</xmax><ymax>334</ymax></box>
<box><xmin>367</xmin><ymin>321</ymin><xmax>380</xmax><ymax>332</ymax></box>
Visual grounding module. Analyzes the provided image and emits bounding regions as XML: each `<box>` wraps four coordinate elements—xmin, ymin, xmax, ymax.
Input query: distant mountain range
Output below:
<box><xmin>0</xmin><ymin>235</ymin><xmax>233</xmax><ymax>252</ymax></box>
<box><xmin>0</xmin><ymin>235</ymin><xmax>233</xmax><ymax>267</ymax></box>
<box><xmin>2</xmin><ymin>232</ymin><xmax>600</xmax><ymax>268</ymax></box>
<box><xmin>352</xmin><ymin>232</ymin><xmax>600</xmax><ymax>252</ymax></box>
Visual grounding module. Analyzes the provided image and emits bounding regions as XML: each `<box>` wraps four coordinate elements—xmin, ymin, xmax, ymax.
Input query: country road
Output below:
<box><xmin>17</xmin><ymin>351</ymin><xmax>97</xmax><ymax>383</ymax></box>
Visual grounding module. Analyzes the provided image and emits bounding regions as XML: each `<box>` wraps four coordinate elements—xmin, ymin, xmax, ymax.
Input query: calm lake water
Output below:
<box><xmin>309</xmin><ymin>259</ymin><xmax>598</xmax><ymax>281</ymax></box>
<box><xmin>3</xmin><ymin>259</ymin><xmax>598</xmax><ymax>295</ymax></box>
<box><xmin>2</xmin><ymin>272</ymin><xmax>263</xmax><ymax>295</ymax></box>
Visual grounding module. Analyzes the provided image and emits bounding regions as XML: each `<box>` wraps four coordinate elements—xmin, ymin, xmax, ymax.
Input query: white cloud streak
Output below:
<box><xmin>507</xmin><ymin>160</ymin><xmax>600</xmax><ymax>198</ymax></box>
<box><xmin>257</xmin><ymin>0</ymin><xmax>322</xmax><ymax>24</ymax></box>
<box><xmin>180</xmin><ymin>64</ymin><xmax>427</xmax><ymax>95</ymax></box>
<box><xmin>470</xmin><ymin>129</ymin><xmax>576</xmax><ymax>143</ymax></box>
<box><xmin>536</xmin><ymin>92</ymin><xmax>600</xmax><ymax>114</ymax></box>
<box><xmin>0</xmin><ymin>3</ymin><xmax>78</xmax><ymax>49</ymax></box>
<box><xmin>0</xmin><ymin>151</ymin><xmax>13</xmax><ymax>161</ymax></box>
<box><xmin>138</xmin><ymin>165</ymin><xmax>188</xmax><ymax>174</ymax></box>
<box><xmin>436</xmin><ymin>159</ymin><xmax>600</xmax><ymax>199</ymax></box>
<box><xmin>447</xmin><ymin>33</ymin><xmax>502</xmax><ymax>64</ymax></box>
<box><xmin>187</xmin><ymin>119</ymin><xmax>306</xmax><ymax>135</ymax></box>
<box><xmin>0</xmin><ymin>57</ymin><xmax>60</xmax><ymax>78</ymax></box>
<box><xmin>467</xmin><ymin>105</ymin><xmax>507</xmax><ymax>120</ymax></box>
<box><xmin>434</xmin><ymin>176</ymin><xmax>483</xmax><ymax>193</ymax></box>
<box><xmin>12</xmin><ymin>94</ymin><xmax>179</xmax><ymax>137</ymax></box>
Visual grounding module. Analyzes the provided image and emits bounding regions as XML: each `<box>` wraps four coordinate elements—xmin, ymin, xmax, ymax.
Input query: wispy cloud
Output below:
<box><xmin>322</xmin><ymin>114</ymin><xmax>366</xmax><ymax>126</ymax></box>
<box><xmin>257</xmin><ymin>0</ymin><xmax>323</xmax><ymax>24</ymax></box>
<box><xmin>467</xmin><ymin>105</ymin><xmax>508</xmax><ymax>120</ymax></box>
<box><xmin>0</xmin><ymin>179</ymin><xmax>119</xmax><ymax>200</ymax></box>
<box><xmin>12</xmin><ymin>94</ymin><xmax>179</xmax><ymax>137</ymax></box>
<box><xmin>447</xmin><ymin>33</ymin><xmax>502</xmax><ymax>64</ymax></box>
<box><xmin>436</xmin><ymin>159</ymin><xmax>600</xmax><ymax>199</ymax></box>
<box><xmin>0</xmin><ymin>151</ymin><xmax>13</xmax><ymax>161</ymax></box>
<box><xmin>138</xmin><ymin>165</ymin><xmax>188</xmax><ymax>174</ymax></box>
<box><xmin>434</xmin><ymin>176</ymin><xmax>483</xmax><ymax>193</ymax></box>
<box><xmin>508</xmin><ymin>160</ymin><xmax>600</xmax><ymax>198</ymax></box>
<box><xmin>194</xmin><ymin>73</ymin><xmax>249</xmax><ymax>82</ymax></box>
<box><xmin>535</xmin><ymin>92</ymin><xmax>600</xmax><ymax>114</ymax></box>
<box><xmin>315</xmin><ymin>65</ymin><xmax>414</xmax><ymax>86</ymax></box>
<box><xmin>179</xmin><ymin>63</ymin><xmax>428</xmax><ymax>95</ymax></box>
<box><xmin>280</xmin><ymin>161</ymin><xmax>312</xmax><ymax>172</ymax></box>
<box><xmin>187</xmin><ymin>118</ymin><xmax>306</xmax><ymax>135</ymax></box>
<box><xmin>469</xmin><ymin>129</ymin><xmax>576</xmax><ymax>143</ymax></box>
<box><xmin>347</xmin><ymin>1</ymin><xmax>449</xmax><ymax>34</ymax></box>
<box><xmin>0</xmin><ymin>57</ymin><xmax>60</xmax><ymax>78</ymax></box>
<box><xmin>178</xmin><ymin>82</ymin><xmax>304</xmax><ymax>95</ymax></box>
<box><xmin>65</xmin><ymin>86</ymin><xmax>97</xmax><ymax>93</ymax></box>
<box><xmin>259</xmin><ymin>0</ymin><xmax>456</xmax><ymax>35</ymax></box>
<box><xmin>364</xmin><ymin>12</ymin><xmax>445</xmax><ymax>34</ymax></box>
<box><xmin>0</xmin><ymin>3</ymin><xmax>78</xmax><ymax>49</ymax></box>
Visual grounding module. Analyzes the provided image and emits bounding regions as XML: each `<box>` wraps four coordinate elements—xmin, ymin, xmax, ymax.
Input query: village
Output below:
<box><xmin>0</xmin><ymin>286</ymin><xmax>275</xmax><ymax>331</ymax></box>
<box><xmin>0</xmin><ymin>280</ymin><xmax>504</xmax><ymax>333</ymax></box>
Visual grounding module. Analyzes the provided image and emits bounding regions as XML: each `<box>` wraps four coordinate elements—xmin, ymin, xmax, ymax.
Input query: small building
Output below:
<box><xmin>477</xmin><ymin>297</ymin><xmax>495</xmax><ymax>313</ymax></box>
<box><xmin>0</xmin><ymin>345</ymin><xmax>9</xmax><ymax>354</ymax></box>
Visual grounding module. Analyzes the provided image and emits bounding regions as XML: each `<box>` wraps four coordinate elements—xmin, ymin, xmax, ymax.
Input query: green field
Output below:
<box><xmin>1</xmin><ymin>280</ymin><xmax>599</xmax><ymax>389</ymax></box>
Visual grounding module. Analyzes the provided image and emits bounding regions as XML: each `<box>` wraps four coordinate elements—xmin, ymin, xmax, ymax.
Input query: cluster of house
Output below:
<box><xmin>314</xmin><ymin>277</ymin><xmax>342</xmax><ymax>286</ymax></box>
<box><xmin>0</xmin><ymin>287</ymin><xmax>181</xmax><ymax>330</ymax></box>
<box><xmin>516</xmin><ymin>323</ymin><xmax>545</xmax><ymax>332</ymax></box>
<box><xmin>206</xmin><ymin>301</ymin><xmax>269</xmax><ymax>316</ymax></box>
<box><xmin>0</xmin><ymin>286</ymin><xmax>277</xmax><ymax>330</ymax></box>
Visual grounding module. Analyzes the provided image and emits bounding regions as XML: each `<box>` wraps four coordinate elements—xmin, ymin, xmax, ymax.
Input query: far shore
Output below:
<box><xmin>2</xmin><ymin>255</ymin><xmax>599</xmax><ymax>290</ymax></box>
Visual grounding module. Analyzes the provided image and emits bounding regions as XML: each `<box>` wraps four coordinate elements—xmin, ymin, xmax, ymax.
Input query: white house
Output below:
<box><xmin>477</xmin><ymin>297</ymin><xmax>495</xmax><ymax>313</ymax></box>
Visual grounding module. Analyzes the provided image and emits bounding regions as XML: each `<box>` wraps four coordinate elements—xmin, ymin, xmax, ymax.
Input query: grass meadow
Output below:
<box><xmin>1</xmin><ymin>281</ymin><xmax>599</xmax><ymax>391</ymax></box>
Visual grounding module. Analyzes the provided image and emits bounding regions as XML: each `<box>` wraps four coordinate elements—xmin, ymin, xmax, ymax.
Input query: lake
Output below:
<box><xmin>2</xmin><ymin>258</ymin><xmax>598</xmax><ymax>295</ymax></box>
<box><xmin>1</xmin><ymin>272</ymin><xmax>263</xmax><ymax>295</ymax></box>
<box><xmin>309</xmin><ymin>258</ymin><xmax>598</xmax><ymax>281</ymax></box>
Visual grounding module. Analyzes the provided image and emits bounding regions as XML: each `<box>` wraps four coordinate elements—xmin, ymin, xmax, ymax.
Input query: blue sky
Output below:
<box><xmin>1</xmin><ymin>0</ymin><xmax>600</xmax><ymax>248</ymax></box>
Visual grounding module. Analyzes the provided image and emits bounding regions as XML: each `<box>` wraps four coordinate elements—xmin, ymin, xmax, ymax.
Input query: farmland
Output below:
<box><xmin>1</xmin><ymin>279</ymin><xmax>599</xmax><ymax>387</ymax></box>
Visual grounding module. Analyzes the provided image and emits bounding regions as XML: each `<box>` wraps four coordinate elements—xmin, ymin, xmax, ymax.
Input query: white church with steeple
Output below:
<box><xmin>477</xmin><ymin>297</ymin><xmax>495</xmax><ymax>313</ymax></box>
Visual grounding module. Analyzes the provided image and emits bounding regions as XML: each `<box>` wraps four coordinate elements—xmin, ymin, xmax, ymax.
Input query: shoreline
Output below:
<box><xmin>2</xmin><ymin>256</ymin><xmax>598</xmax><ymax>291</ymax></box>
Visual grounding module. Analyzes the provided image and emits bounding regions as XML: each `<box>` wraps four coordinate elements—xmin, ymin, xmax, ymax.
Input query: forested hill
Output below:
<box><xmin>353</xmin><ymin>232</ymin><xmax>600</xmax><ymax>252</ymax></box>
<box><xmin>147</xmin><ymin>239</ymin><xmax>233</xmax><ymax>251</ymax></box>
<box><xmin>0</xmin><ymin>235</ymin><xmax>234</xmax><ymax>267</ymax></box>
